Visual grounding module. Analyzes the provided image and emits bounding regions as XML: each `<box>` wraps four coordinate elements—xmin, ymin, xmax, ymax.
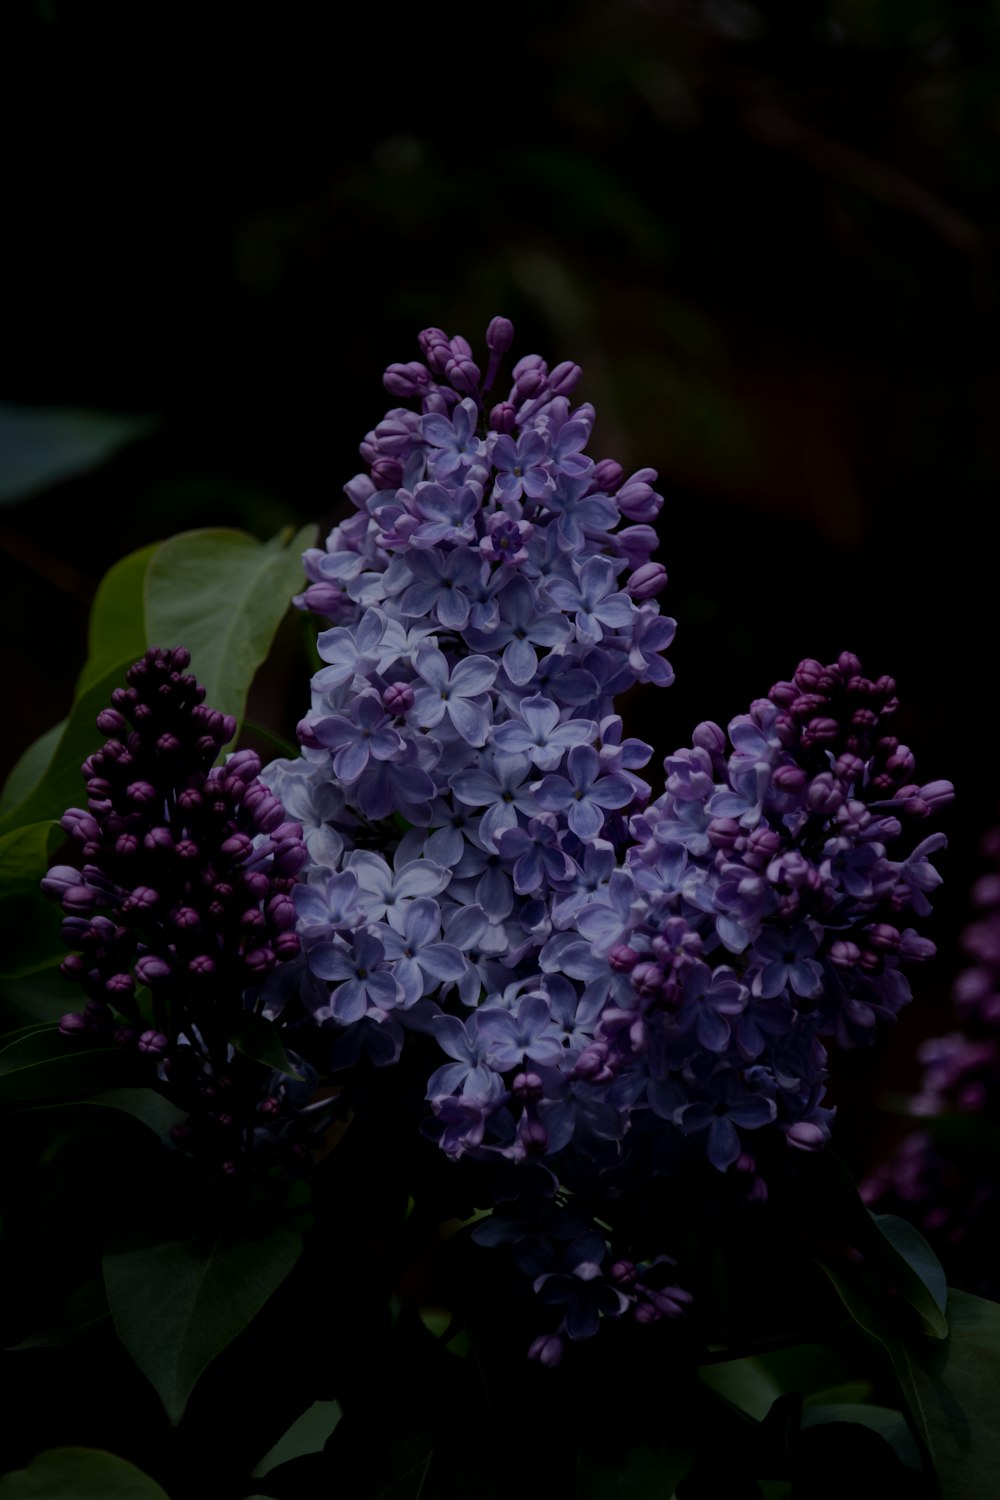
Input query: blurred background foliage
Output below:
<box><xmin>3</xmin><ymin>0</ymin><xmax>999</xmax><ymax>1164</ymax></box>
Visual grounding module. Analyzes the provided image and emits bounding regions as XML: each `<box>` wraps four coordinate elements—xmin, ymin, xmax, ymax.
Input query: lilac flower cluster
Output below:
<box><xmin>43</xmin><ymin>648</ymin><xmax>314</xmax><ymax>1180</ymax></box>
<box><xmin>264</xmin><ymin>315</ymin><xmax>675</xmax><ymax>1079</ymax></box>
<box><xmin>576</xmin><ymin>654</ymin><xmax>954</xmax><ymax>1183</ymax></box>
<box><xmin>864</xmin><ymin>825</ymin><xmax>1000</xmax><ymax>1295</ymax></box>
<box><xmin>265</xmin><ymin>319</ymin><xmax>950</xmax><ymax>1358</ymax></box>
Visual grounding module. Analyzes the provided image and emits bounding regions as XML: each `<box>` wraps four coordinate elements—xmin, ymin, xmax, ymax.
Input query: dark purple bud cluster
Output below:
<box><xmin>42</xmin><ymin>648</ymin><xmax>316</xmax><ymax>1181</ymax></box>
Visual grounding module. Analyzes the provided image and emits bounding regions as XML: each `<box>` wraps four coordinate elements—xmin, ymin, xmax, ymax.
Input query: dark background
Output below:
<box><xmin>3</xmin><ymin>0</ymin><xmax>998</xmax><ymax>1154</ymax></box>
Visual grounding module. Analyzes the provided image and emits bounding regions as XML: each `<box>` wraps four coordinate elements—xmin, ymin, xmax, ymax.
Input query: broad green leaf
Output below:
<box><xmin>0</xmin><ymin>1448</ymin><xmax>168</xmax><ymax>1499</ymax></box>
<box><xmin>576</xmin><ymin>1441</ymin><xmax>695</xmax><ymax>1498</ymax></box>
<box><xmin>819</xmin><ymin>1260</ymin><xmax>932</xmax><ymax>1474</ymax></box>
<box><xmin>104</xmin><ymin>1224</ymin><xmax>303</xmax><ymax>1424</ymax></box>
<box><xmin>0</xmin><ymin>402</ymin><xmax>154</xmax><ymax>504</ymax></box>
<box><xmin>0</xmin><ymin>722</ymin><xmax>65</xmax><ymax>818</ymax></box>
<box><xmin>0</xmin><ymin>971</ymin><xmax>79</xmax><ymax>1028</ymax></box>
<box><xmin>87</xmin><ymin>1087</ymin><xmax>189</xmax><ymax>1145</ymax></box>
<box><xmin>818</xmin><ymin>1152</ymin><xmax>948</xmax><ymax>1339</ymax></box>
<box><xmin>906</xmin><ymin>1289</ymin><xmax>1000</xmax><ymax>1500</ymax></box>
<box><xmin>0</xmin><ymin>1028</ymin><xmax>133</xmax><ymax>1102</ymax></box>
<box><xmin>0</xmin><ymin>656</ymin><xmax>140</xmax><ymax>837</ymax></box>
<box><xmin>872</xmin><ymin>1213</ymin><xmax>948</xmax><ymax>1324</ymax></box>
<box><xmin>143</xmin><ymin>525</ymin><xmax>314</xmax><ymax>728</ymax></box>
<box><xmin>229</xmin><ymin>1014</ymin><xmax>304</xmax><ymax>1079</ymax></box>
<box><xmin>5</xmin><ymin>1277</ymin><xmax>109</xmax><ymax>1351</ymax></box>
<box><xmin>801</xmin><ymin>1403</ymin><xmax>922</xmax><ymax>1473</ymax></box>
<box><xmin>699</xmin><ymin>1355</ymin><xmax>783</xmax><ymax>1422</ymax></box>
<box><xmin>0</xmin><ymin>822</ymin><xmax>65</xmax><ymax>979</ymax></box>
<box><xmin>0</xmin><ymin>822</ymin><xmax>60</xmax><ymax>894</ymax></box>
<box><xmin>252</xmin><ymin>1400</ymin><xmax>342</xmax><ymax>1478</ymax></box>
<box><xmin>77</xmin><ymin>543</ymin><xmax>159</xmax><ymax>694</ymax></box>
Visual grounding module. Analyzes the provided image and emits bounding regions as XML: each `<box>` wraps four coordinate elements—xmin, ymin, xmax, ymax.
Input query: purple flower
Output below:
<box><xmin>311</xmin><ymin>929</ymin><xmax>401</xmax><ymax>1023</ymax></box>
<box><xmin>675</xmin><ymin>1069</ymin><xmax>777</xmax><ymax>1171</ymax></box>
<box><xmin>544</xmin><ymin>556</ymin><xmax>636</xmax><ymax>645</ymax></box>
<box><xmin>491</xmin><ymin>694</ymin><xmax>595</xmax><ymax>770</ymax></box>
<box><xmin>535</xmin><ymin>745</ymin><xmax>635</xmax><ymax>839</ymax></box>
<box><xmin>411</xmin><ymin>646</ymin><xmax>498</xmax><ymax>746</ymax></box>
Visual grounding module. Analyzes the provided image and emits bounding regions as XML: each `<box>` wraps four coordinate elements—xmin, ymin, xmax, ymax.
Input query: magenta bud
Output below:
<box><xmin>486</xmin><ymin>315</ymin><xmax>514</xmax><ymax>353</ymax></box>
<box><xmin>445</xmin><ymin>355</ymin><xmax>480</xmax><ymax>391</ymax></box>
<box><xmin>527</xmin><ymin>1333</ymin><xmax>564</xmax><ymax>1367</ymax></box>
<box><xmin>96</xmin><ymin>708</ymin><xmax>127</xmax><ymax>736</ymax></box>
<box><xmin>383</xmin><ymin>360</ymin><xmax>430</xmax><ymax>398</ymax></box>
<box><xmin>243</xmin><ymin>947</ymin><xmax>275</xmax><ymax>973</ymax></box>
<box><xmin>514</xmin><ymin>368</ymin><xmax>545</xmax><ymax>400</ymax></box>
<box><xmin>135</xmin><ymin>954</ymin><xmax>171</xmax><ymax>984</ymax></box>
<box><xmin>59</xmin><ymin>1011</ymin><xmax>89</xmax><ymax>1036</ymax></box>
<box><xmin>297</xmin><ymin>582</ymin><xmax>344</xmax><ymax>616</ymax></box>
<box><xmin>632</xmin><ymin>962</ymin><xmax>664</xmax><ymax>997</ymax></box>
<box><xmin>188</xmin><ymin>955</ymin><xmax>216</xmax><ymax>977</ymax></box>
<box><xmin>548</xmin><ymin>360</ymin><xmax>581</xmax><ymax>396</ymax></box>
<box><xmin>488</xmin><ymin>401</ymin><xmax>516</xmax><ymax>434</ymax></box>
<box><xmin>221</xmin><ymin>833</ymin><xmax>253</xmax><ymax>859</ymax></box>
<box><xmin>786</xmin><ymin>1120</ymin><xmax>827</xmax><ymax>1151</ymax></box>
<box><xmin>626</xmin><ymin>562</ymin><xmax>667</xmax><ymax>600</ymax></box>
<box><xmin>274</xmin><ymin>931</ymin><xmax>301</xmax><ymax>959</ymax></box>
<box><xmin>608</xmin><ymin>944</ymin><xmax>639</xmax><ymax>973</ymax></box>
<box><xmin>138</xmin><ymin>1029</ymin><xmax>169</xmax><ymax>1056</ymax></box>
<box><xmin>383</xmin><ymin>681</ymin><xmax>414</xmax><ymax>714</ymax></box>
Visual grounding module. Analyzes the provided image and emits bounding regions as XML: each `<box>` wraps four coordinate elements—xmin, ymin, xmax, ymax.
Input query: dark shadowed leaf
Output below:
<box><xmin>0</xmin><ymin>657</ymin><xmax>142</xmax><ymax>837</ymax></box>
<box><xmin>143</xmin><ymin>525</ymin><xmax>314</xmax><ymax>729</ymax></box>
<box><xmin>0</xmin><ymin>1447</ymin><xmax>169</xmax><ymax>1499</ymax></box>
<box><xmin>77</xmin><ymin>543</ymin><xmax>159</xmax><ymax>694</ymax></box>
<box><xmin>0</xmin><ymin>1027</ymin><xmax>132</xmax><ymax>1102</ymax></box>
<box><xmin>103</xmin><ymin>1224</ymin><xmax>303</xmax><ymax>1424</ymax></box>
<box><xmin>577</xmin><ymin>1440</ymin><xmax>695</xmax><ymax>1498</ymax></box>
<box><xmin>801</xmin><ymin>1403</ymin><xmax>922</xmax><ymax>1473</ymax></box>
<box><xmin>871</xmin><ymin>1213</ymin><xmax>948</xmax><ymax>1325</ymax></box>
<box><xmin>252</xmin><ymin>1401</ymin><xmax>343</xmax><ymax>1478</ymax></box>
<box><xmin>0</xmin><ymin>403</ymin><xmax>155</xmax><ymax>504</ymax></box>
<box><xmin>0</xmin><ymin>723</ymin><xmax>65</xmax><ymax>819</ymax></box>
<box><xmin>0</xmin><ymin>823</ymin><xmax>65</xmax><ymax>979</ymax></box>
<box><xmin>229</xmin><ymin>1014</ymin><xmax>304</xmax><ymax>1079</ymax></box>
<box><xmin>906</xmin><ymin>1289</ymin><xmax>1000</xmax><ymax>1500</ymax></box>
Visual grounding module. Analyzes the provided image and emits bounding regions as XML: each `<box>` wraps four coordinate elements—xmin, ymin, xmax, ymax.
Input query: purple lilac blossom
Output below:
<box><xmin>266</xmin><ymin>319</ymin><xmax>949</xmax><ymax>1355</ymax></box>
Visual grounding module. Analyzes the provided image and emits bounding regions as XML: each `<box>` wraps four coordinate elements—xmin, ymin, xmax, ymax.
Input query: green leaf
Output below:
<box><xmin>77</xmin><ymin>543</ymin><xmax>159</xmax><ymax>694</ymax></box>
<box><xmin>0</xmin><ymin>722</ymin><xmax>66</xmax><ymax>819</ymax></box>
<box><xmin>0</xmin><ymin>822</ymin><xmax>65</xmax><ymax>979</ymax></box>
<box><xmin>819</xmin><ymin>1260</ymin><xmax>933</xmax><ymax>1474</ymax></box>
<box><xmin>871</xmin><ymin>1213</ymin><xmax>948</xmax><ymax>1326</ymax></box>
<box><xmin>0</xmin><ymin>1028</ymin><xmax>133</xmax><ymax>1103</ymax></box>
<box><xmin>252</xmin><ymin>1400</ymin><xmax>342</xmax><ymax>1478</ymax></box>
<box><xmin>0</xmin><ymin>1448</ymin><xmax>168</xmax><ymax>1498</ymax></box>
<box><xmin>576</xmin><ymin>1441</ymin><xmax>695</xmax><ymax>1498</ymax></box>
<box><xmin>143</xmin><ymin>525</ymin><xmax>314</xmax><ymax>729</ymax></box>
<box><xmin>801</xmin><ymin>1404</ymin><xmax>922</xmax><ymax>1473</ymax></box>
<box><xmin>699</xmin><ymin>1355</ymin><xmax>783</xmax><ymax>1422</ymax></box>
<box><xmin>906</xmin><ymin>1289</ymin><xmax>1000</xmax><ymax>1500</ymax></box>
<box><xmin>86</xmin><ymin>1087</ymin><xmax>189</xmax><ymax>1145</ymax></box>
<box><xmin>817</xmin><ymin>1153</ymin><xmax>948</xmax><ymax>1340</ymax></box>
<box><xmin>0</xmin><ymin>656</ymin><xmax>141</xmax><ymax>836</ymax></box>
<box><xmin>103</xmin><ymin>1224</ymin><xmax>303</xmax><ymax>1424</ymax></box>
<box><xmin>0</xmin><ymin>971</ymin><xmax>80</xmax><ymax>1029</ymax></box>
<box><xmin>229</xmin><ymin>1014</ymin><xmax>304</xmax><ymax>1079</ymax></box>
<box><xmin>0</xmin><ymin>402</ymin><xmax>154</xmax><ymax>504</ymax></box>
<box><xmin>0</xmin><ymin>822</ymin><xmax>60</xmax><ymax>895</ymax></box>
